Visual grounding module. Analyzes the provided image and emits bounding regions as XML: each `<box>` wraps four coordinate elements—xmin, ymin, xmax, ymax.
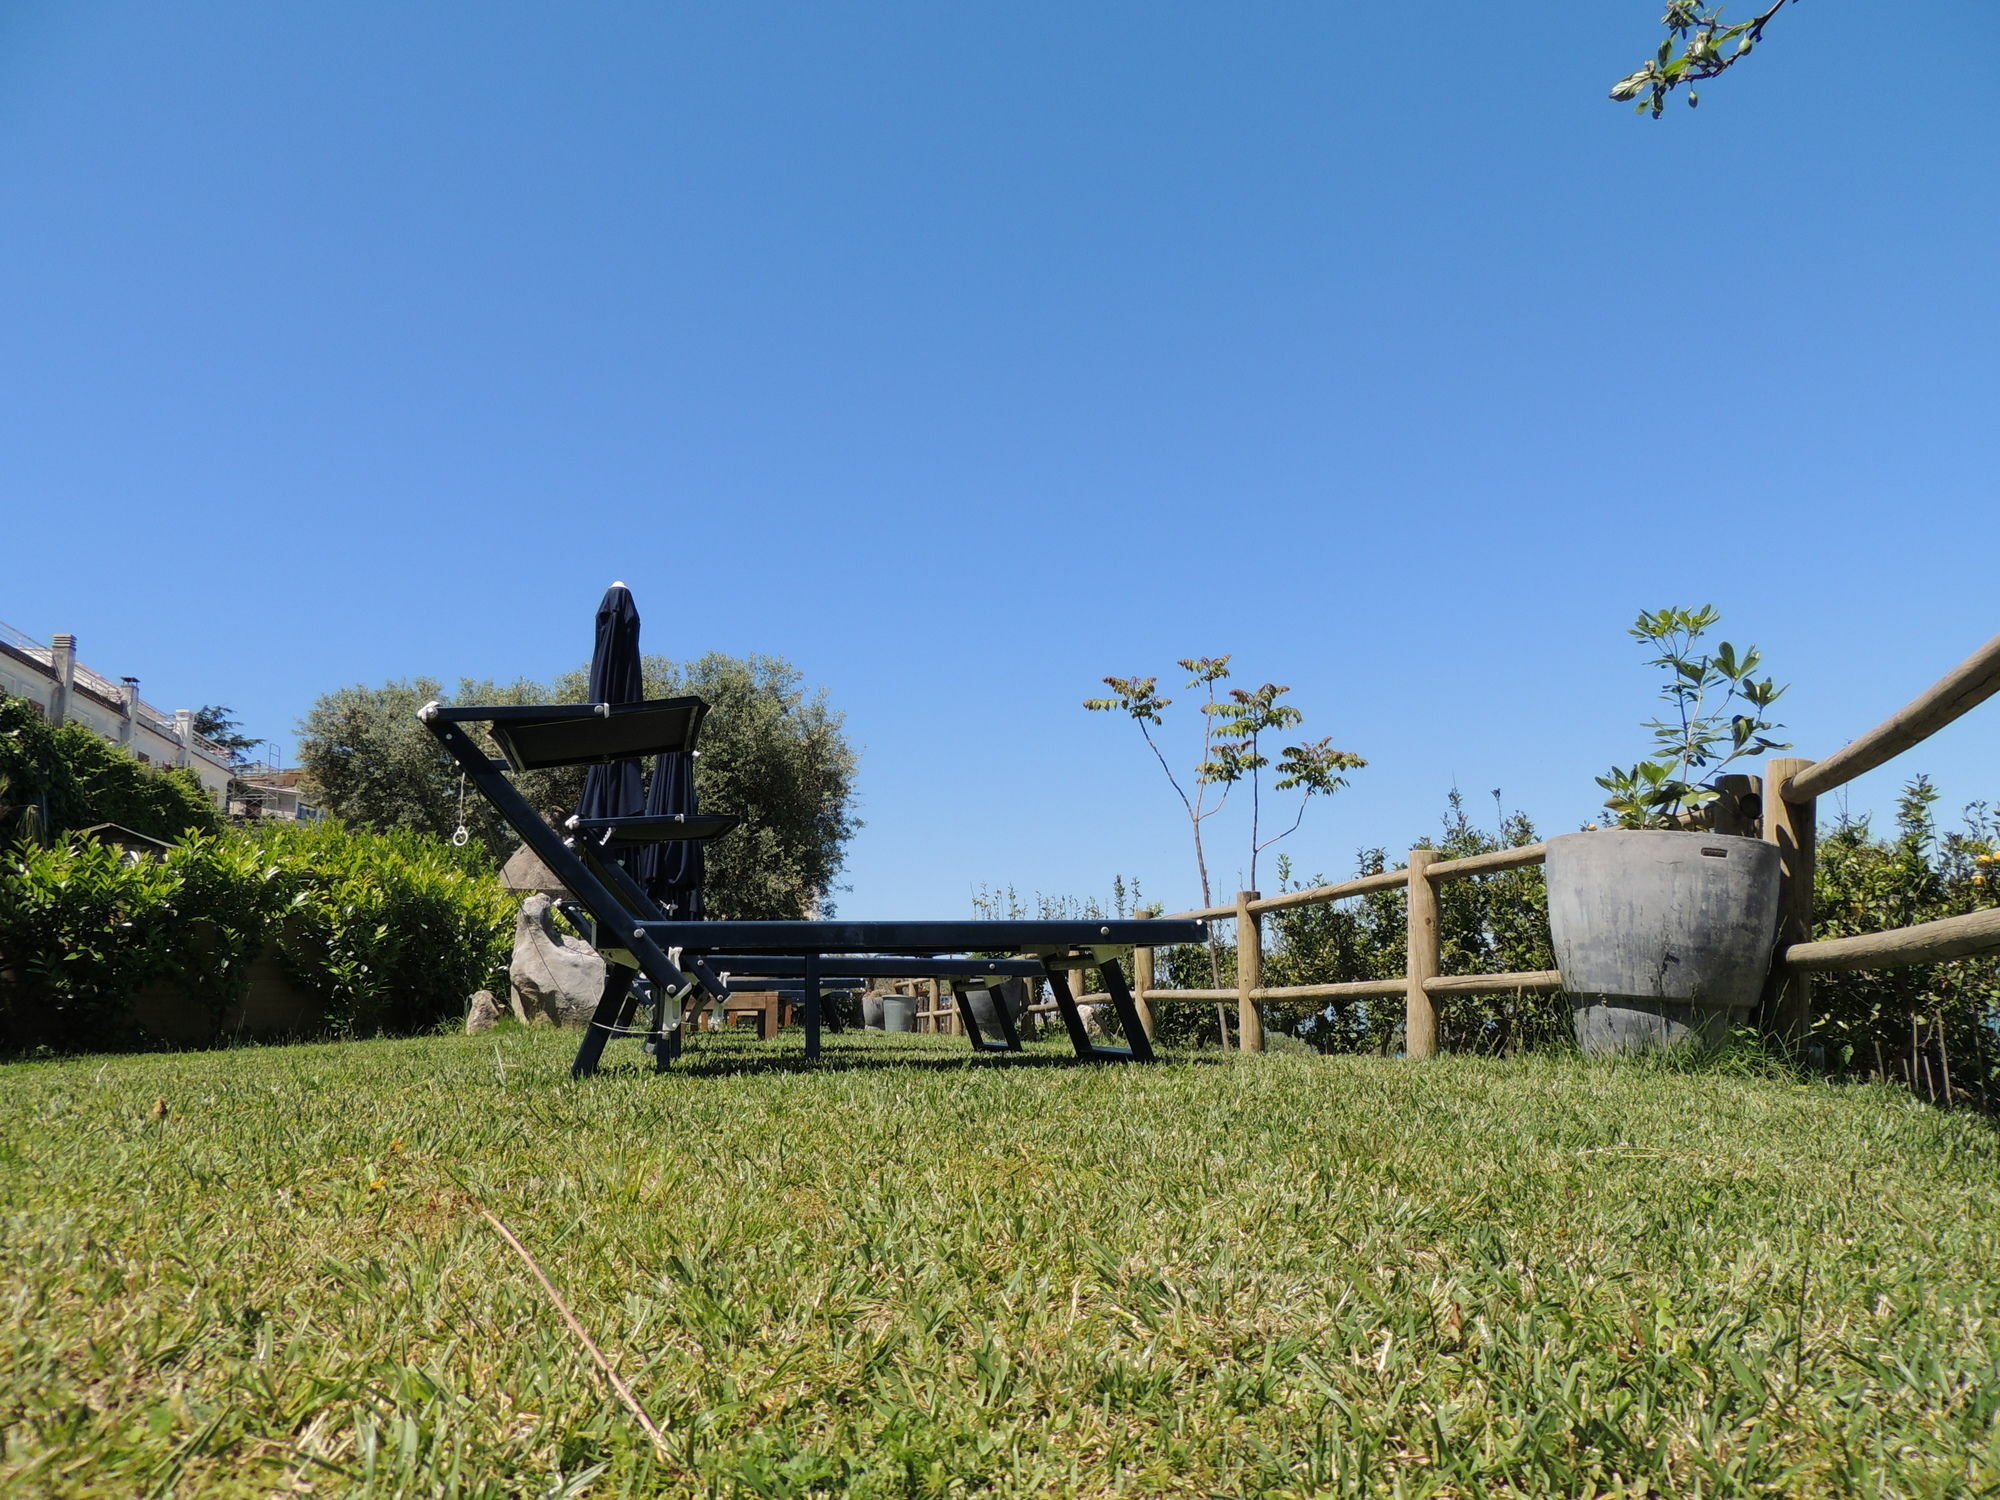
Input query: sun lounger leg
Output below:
<box><xmin>952</xmin><ymin>984</ymin><xmax>988</xmax><ymax>1048</ymax></box>
<box><xmin>1044</xmin><ymin>966</ymin><xmax>1096</xmax><ymax>1058</ymax></box>
<box><xmin>953</xmin><ymin>983</ymin><xmax>1024</xmax><ymax>1053</ymax></box>
<box><xmin>803</xmin><ymin>951</ymin><xmax>822</xmax><ymax>1062</ymax></box>
<box><xmin>572</xmin><ymin>962</ymin><xmax>637</xmax><ymax>1079</ymax></box>
<box><xmin>1098</xmin><ymin>957</ymin><xmax>1155</xmax><ymax>1063</ymax></box>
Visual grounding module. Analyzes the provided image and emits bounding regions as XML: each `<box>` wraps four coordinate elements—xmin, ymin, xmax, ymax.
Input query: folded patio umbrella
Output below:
<box><xmin>577</xmin><ymin>582</ymin><xmax>656</xmax><ymax>884</ymax></box>
<box><xmin>645</xmin><ymin>743</ymin><xmax>706</xmax><ymax>918</ymax></box>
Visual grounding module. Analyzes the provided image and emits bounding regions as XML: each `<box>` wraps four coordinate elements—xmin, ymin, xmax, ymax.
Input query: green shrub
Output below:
<box><xmin>1810</xmin><ymin>777</ymin><xmax>2000</xmax><ymax>1107</ymax></box>
<box><xmin>0</xmin><ymin>836</ymin><xmax>181</xmax><ymax>1050</ymax></box>
<box><xmin>0</xmin><ymin>820</ymin><xmax>511</xmax><ymax>1054</ymax></box>
<box><xmin>1212</xmin><ymin>791</ymin><xmax>1561</xmax><ymax>1056</ymax></box>
<box><xmin>48</xmin><ymin>722</ymin><xmax>220</xmax><ymax>841</ymax></box>
<box><xmin>250</xmin><ymin>821</ymin><xmax>513</xmax><ymax>1037</ymax></box>
<box><xmin>0</xmin><ymin>697</ymin><xmax>63</xmax><ymax>842</ymax></box>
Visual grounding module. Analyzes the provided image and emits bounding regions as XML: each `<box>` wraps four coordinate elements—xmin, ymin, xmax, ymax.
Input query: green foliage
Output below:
<box><xmin>1810</xmin><ymin>777</ymin><xmax>2000</xmax><ymax>1108</ymax></box>
<box><xmin>297</xmin><ymin>653</ymin><xmax>859</xmax><ymax>919</ymax></box>
<box><xmin>1205</xmin><ymin>681</ymin><xmax>1367</xmax><ymax>894</ymax></box>
<box><xmin>1256</xmin><ymin>791</ymin><xmax>1561</xmax><ymax>1055</ymax></box>
<box><xmin>0</xmin><ymin>822</ymin><xmax>510</xmax><ymax>1053</ymax></box>
<box><xmin>7</xmin><ymin>1033</ymin><xmax>2000</xmax><ymax>1495</ymax></box>
<box><xmin>256</xmin><ymin>821</ymin><xmax>513</xmax><ymax>1037</ymax></box>
<box><xmin>0</xmin><ymin>693</ymin><xmax>221</xmax><ymax>846</ymax></box>
<box><xmin>1611</xmin><ymin>0</ymin><xmax>1794</xmax><ymax>118</ymax></box>
<box><xmin>0</xmin><ymin>837</ymin><xmax>182</xmax><ymax>1050</ymax></box>
<box><xmin>1596</xmin><ymin>604</ymin><xmax>1788</xmax><ymax>829</ymax></box>
<box><xmin>1153</xmin><ymin>935</ymin><xmax>1235</xmax><ymax>1048</ymax></box>
<box><xmin>641</xmin><ymin>654</ymin><xmax>859</xmax><ymax>921</ymax></box>
<box><xmin>49</xmin><ymin>723</ymin><xmax>221</xmax><ymax>842</ymax></box>
<box><xmin>0</xmin><ymin>694</ymin><xmax>61</xmax><ymax>843</ymax></box>
<box><xmin>292</xmin><ymin>676</ymin><xmax>470</xmax><ymax>844</ymax></box>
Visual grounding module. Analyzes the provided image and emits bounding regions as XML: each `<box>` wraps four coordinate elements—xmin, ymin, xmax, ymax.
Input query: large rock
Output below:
<box><xmin>500</xmin><ymin>842</ymin><xmax>568</xmax><ymax>897</ymax></box>
<box><xmin>510</xmin><ymin>894</ymin><xmax>606</xmax><ymax>1027</ymax></box>
<box><xmin>465</xmin><ymin>989</ymin><xmax>505</xmax><ymax>1034</ymax></box>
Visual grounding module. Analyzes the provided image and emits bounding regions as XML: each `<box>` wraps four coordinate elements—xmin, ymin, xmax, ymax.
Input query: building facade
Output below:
<box><xmin>0</xmin><ymin>621</ymin><xmax>236</xmax><ymax>805</ymax></box>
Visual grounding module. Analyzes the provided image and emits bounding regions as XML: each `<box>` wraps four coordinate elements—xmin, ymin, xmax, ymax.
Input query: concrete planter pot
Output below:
<box><xmin>1545</xmin><ymin>829</ymin><xmax>1781</xmax><ymax>1055</ymax></box>
<box><xmin>880</xmin><ymin>995</ymin><xmax>917</xmax><ymax>1033</ymax></box>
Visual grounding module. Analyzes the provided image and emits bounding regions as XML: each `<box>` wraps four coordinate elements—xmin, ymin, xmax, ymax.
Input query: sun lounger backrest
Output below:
<box><xmin>426</xmin><ymin>698</ymin><xmax>709</xmax><ymax>770</ymax></box>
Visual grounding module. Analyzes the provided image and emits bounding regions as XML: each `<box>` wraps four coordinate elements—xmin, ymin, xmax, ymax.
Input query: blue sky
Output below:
<box><xmin>4</xmin><ymin>1</ymin><xmax>1995</xmax><ymax>918</ymax></box>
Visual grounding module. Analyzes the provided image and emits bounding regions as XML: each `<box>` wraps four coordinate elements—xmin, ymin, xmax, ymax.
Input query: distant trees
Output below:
<box><xmin>296</xmin><ymin>653</ymin><xmax>860</xmax><ymax>920</ymax></box>
<box><xmin>189</xmin><ymin>706</ymin><xmax>262</xmax><ymax>768</ymax></box>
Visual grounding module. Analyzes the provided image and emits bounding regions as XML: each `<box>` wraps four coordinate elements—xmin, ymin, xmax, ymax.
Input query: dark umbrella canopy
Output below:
<box><xmin>577</xmin><ymin>583</ymin><xmax>655</xmax><ymax>883</ymax></box>
<box><xmin>645</xmin><ymin>745</ymin><xmax>705</xmax><ymax>917</ymax></box>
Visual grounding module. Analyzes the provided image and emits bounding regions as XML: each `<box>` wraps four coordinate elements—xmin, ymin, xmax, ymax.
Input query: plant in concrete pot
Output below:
<box><xmin>1550</xmin><ymin>606</ymin><xmax>1791</xmax><ymax>1053</ymax></box>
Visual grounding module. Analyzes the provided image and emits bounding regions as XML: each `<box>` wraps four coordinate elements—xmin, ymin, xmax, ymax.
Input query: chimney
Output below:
<box><xmin>49</xmin><ymin>634</ymin><xmax>77</xmax><ymax>725</ymax></box>
<box><xmin>116</xmin><ymin>676</ymin><xmax>139</xmax><ymax>745</ymax></box>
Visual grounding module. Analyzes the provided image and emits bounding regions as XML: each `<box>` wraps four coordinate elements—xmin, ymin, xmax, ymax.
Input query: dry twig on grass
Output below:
<box><xmin>460</xmin><ymin>1187</ymin><xmax>684</xmax><ymax>1474</ymax></box>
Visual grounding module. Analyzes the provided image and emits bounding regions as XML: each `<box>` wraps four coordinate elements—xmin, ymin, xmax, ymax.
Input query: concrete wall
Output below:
<box><xmin>0</xmin><ymin>644</ymin><xmax>57</xmax><ymax>714</ymax></box>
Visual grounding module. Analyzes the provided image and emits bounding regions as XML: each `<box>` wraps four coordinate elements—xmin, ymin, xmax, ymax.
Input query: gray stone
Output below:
<box><xmin>862</xmin><ymin>991</ymin><xmax>887</xmax><ymax>1030</ymax></box>
<box><xmin>509</xmin><ymin>893</ymin><xmax>606</xmax><ymax>1028</ymax></box>
<box><xmin>500</xmin><ymin>842</ymin><xmax>568</xmax><ymax>896</ymax></box>
<box><xmin>465</xmin><ymin>989</ymin><xmax>505</xmax><ymax>1035</ymax></box>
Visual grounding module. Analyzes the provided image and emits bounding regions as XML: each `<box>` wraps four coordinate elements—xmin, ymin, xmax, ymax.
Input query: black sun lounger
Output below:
<box><xmin>420</xmin><ymin>697</ymin><xmax>1206</xmax><ymax>1077</ymax></box>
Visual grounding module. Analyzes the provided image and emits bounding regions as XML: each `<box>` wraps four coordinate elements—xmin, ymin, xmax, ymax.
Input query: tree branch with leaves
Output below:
<box><xmin>1611</xmin><ymin>0</ymin><xmax>1796</xmax><ymax>118</ymax></box>
<box><xmin>1202</xmin><ymin>684</ymin><xmax>1367</xmax><ymax>894</ymax></box>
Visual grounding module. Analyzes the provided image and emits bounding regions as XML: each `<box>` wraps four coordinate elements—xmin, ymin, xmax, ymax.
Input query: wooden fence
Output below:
<box><xmin>1075</xmin><ymin>630</ymin><xmax>2000</xmax><ymax>1056</ymax></box>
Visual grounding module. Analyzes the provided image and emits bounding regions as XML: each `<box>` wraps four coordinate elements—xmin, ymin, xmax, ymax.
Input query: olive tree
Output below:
<box><xmin>297</xmin><ymin>653</ymin><xmax>858</xmax><ymax>919</ymax></box>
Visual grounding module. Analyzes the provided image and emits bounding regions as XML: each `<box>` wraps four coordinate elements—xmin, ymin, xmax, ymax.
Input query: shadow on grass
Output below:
<box><xmin>581</xmin><ymin>1035</ymin><xmax>1233</xmax><ymax>1081</ymax></box>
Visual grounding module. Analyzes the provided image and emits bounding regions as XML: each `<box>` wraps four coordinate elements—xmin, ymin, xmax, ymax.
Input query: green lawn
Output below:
<box><xmin>3</xmin><ymin>1029</ymin><xmax>1998</xmax><ymax>1498</ymax></box>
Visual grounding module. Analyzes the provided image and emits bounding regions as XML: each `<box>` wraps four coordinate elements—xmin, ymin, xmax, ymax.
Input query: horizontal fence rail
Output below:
<box><xmin>1781</xmin><ymin>907</ymin><xmax>2000</xmax><ymax>975</ymax></box>
<box><xmin>1784</xmin><ymin>632</ymin><xmax>2000</xmax><ymax>803</ymax></box>
<box><xmin>1128</xmin><ymin>843</ymin><xmax>1561</xmax><ymax>1059</ymax></box>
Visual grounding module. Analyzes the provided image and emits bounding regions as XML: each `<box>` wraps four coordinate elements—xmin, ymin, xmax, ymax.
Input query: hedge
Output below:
<box><xmin>0</xmin><ymin>821</ymin><xmax>512</xmax><ymax>1053</ymax></box>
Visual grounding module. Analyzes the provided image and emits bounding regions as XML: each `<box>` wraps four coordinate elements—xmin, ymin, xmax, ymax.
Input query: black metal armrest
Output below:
<box><xmin>570</xmin><ymin>812</ymin><xmax>740</xmax><ymax>845</ymax></box>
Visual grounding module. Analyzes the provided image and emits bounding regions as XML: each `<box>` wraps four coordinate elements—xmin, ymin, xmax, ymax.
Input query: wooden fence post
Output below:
<box><xmin>1405</xmin><ymin>850</ymin><xmax>1440</xmax><ymax>1060</ymax></box>
<box><xmin>1763</xmin><ymin>756</ymin><xmax>1817</xmax><ymax>1049</ymax></box>
<box><xmin>1132</xmin><ymin>911</ymin><xmax>1156</xmax><ymax>1040</ymax></box>
<box><xmin>1235</xmin><ymin>891</ymin><xmax>1264</xmax><ymax>1053</ymax></box>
